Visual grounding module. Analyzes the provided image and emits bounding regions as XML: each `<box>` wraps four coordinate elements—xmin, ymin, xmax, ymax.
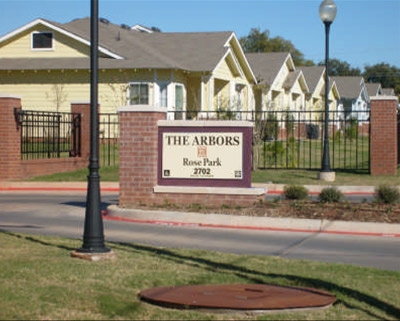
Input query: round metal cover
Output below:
<box><xmin>139</xmin><ymin>283</ymin><xmax>336</xmax><ymax>312</ymax></box>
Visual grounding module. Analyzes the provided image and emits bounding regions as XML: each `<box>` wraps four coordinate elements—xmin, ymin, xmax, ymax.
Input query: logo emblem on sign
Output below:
<box><xmin>197</xmin><ymin>146</ymin><xmax>207</xmax><ymax>158</ymax></box>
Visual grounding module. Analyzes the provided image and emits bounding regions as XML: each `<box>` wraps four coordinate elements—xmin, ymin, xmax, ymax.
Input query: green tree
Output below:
<box><xmin>318</xmin><ymin>58</ymin><xmax>361</xmax><ymax>76</ymax></box>
<box><xmin>363</xmin><ymin>63</ymin><xmax>400</xmax><ymax>96</ymax></box>
<box><xmin>239</xmin><ymin>28</ymin><xmax>313</xmax><ymax>66</ymax></box>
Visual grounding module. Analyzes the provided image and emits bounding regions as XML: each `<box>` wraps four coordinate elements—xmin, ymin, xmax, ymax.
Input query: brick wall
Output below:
<box><xmin>0</xmin><ymin>95</ymin><xmax>22</xmax><ymax>180</ymax></box>
<box><xmin>370</xmin><ymin>96</ymin><xmax>398</xmax><ymax>176</ymax></box>
<box><xmin>118</xmin><ymin>106</ymin><xmax>165</xmax><ymax>205</ymax></box>
<box><xmin>118</xmin><ymin>106</ymin><xmax>264</xmax><ymax>208</ymax></box>
<box><xmin>0</xmin><ymin>97</ymin><xmax>91</xmax><ymax>181</ymax></box>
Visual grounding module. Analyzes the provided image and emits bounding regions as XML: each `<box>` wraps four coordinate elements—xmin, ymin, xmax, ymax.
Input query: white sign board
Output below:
<box><xmin>162</xmin><ymin>132</ymin><xmax>243</xmax><ymax>179</ymax></box>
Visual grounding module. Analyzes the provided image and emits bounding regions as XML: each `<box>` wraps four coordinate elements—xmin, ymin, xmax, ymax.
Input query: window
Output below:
<box><xmin>159</xmin><ymin>83</ymin><xmax>168</xmax><ymax>107</ymax></box>
<box><xmin>32</xmin><ymin>32</ymin><xmax>53</xmax><ymax>50</ymax></box>
<box><xmin>128</xmin><ymin>83</ymin><xmax>149</xmax><ymax>105</ymax></box>
<box><xmin>175</xmin><ymin>85</ymin><xmax>183</xmax><ymax>111</ymax></box>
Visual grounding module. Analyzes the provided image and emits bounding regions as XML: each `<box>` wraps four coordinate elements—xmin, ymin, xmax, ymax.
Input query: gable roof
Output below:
<box><xmin>0</xmin><ymin>17</ymin><xmax>255</xmax><ymax>83</ymax></box>
<box><xmin>382</xmin><ymin>88</ymin><xmax>395</xmax><ymax>96</ymax></box>
<box><xmin>297</xmin><ymin>66</ymin><xmax>325</xmax><ymax>94</ymax></box>
<box><xmin>282</xmin><ymin>70</ymin><xmax>309</xmax><ymax>93</ymax></box>
<box><xmin>245</xmin><ymin>52</ymin><xmax>293</xmax><ymax>85</ymax></box>
<box><xmin>365</xmin><ymin>82</ymin><xmax>382</xmax><ymax>96</ymax></box>
<box><xmin>331</xmin><ymin>76</ymin><xmax>365</xmax><ymax>99</ymax></box>
<box><xmin>0</xmin><ymin>18</ymin><xmax>124</xmax><ymax>59</ymax></box>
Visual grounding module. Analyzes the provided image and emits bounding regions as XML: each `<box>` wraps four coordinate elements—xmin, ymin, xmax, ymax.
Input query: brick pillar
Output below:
<box><xmin>370</xmin><ymin>96</ymin><xmax>399</xmax><ymax>176</ymax></box>
<box><xmin>70</xmin><ymin>102</ymin><xmax>98</xmax><ymax>162</ymax></box>
<box><xmin>0</xmin><ymin>95</ymin><xmax>22</xmax><ymax>180</ymax></box>
<box><xmin>118</xmin><ymin>106</ymin><xmax>167</xmax><ymax>206</ymax></box>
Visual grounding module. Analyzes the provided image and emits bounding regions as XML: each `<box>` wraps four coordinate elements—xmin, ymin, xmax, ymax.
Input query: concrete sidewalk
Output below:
<box><xmin>0</xmin><ymin>181</ymin><xmax>377</xmax><ymax>194</ymax></box>
<box><xmin>1</xmin><ymin>181</ymin><xmax>399</xmax><ymax>237</ymax></box>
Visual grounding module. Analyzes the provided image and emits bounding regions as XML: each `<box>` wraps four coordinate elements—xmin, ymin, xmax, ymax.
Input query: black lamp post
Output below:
<box><xmin>74</xmin><ymin>0</ymin><xmax>111</xmax><ymax>257</ymax></box>
<box><xmin>319</xmin><ymin>0</ymin><xmax>337</xmax><ymax>181</ymax></box>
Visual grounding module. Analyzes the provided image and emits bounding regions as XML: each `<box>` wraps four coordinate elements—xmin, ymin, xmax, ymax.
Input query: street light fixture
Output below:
<box><xmin>318</xmin><ymin>0</ymin><xmax>337</xmax><ymax>182</ymax></box>
<box><xmin>71</xmin><ymin>0</ymin><xmax>113</xmax><ymax>260</ymax></box>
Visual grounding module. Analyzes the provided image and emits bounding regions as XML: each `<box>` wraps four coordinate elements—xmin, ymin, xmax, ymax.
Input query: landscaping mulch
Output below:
<box><xmin>139</xmin><ymin>200</ymin><xmax>400</xmax><ymax>224</ymax></box>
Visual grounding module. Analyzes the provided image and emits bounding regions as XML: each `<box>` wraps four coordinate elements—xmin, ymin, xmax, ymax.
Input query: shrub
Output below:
<box><xmin>319</xmin><ymin>187</ymin><xmax>343</xmax><ymax>203</ymax></box>
<box><xmin>374</xmin><ymin>185</ymin><xmax>400</xmax><ymax>204</ymax></box>
<box><xmin>345</xmin><ymin>117</ymin><xmax>358</xmax><ymax>141</ymax></box>
<box><xmin>306</xmin><ymin>124</ymin><xmax>319</xmax><ymax>139</ymax></box>
<box><xmin>283</xmin><ymin>185</ymin><xmax>308</xmax><ymax>200</ymax></box>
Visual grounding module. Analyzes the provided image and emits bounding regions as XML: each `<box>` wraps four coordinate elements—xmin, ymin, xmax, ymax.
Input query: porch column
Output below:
<box><xmin>209</xmin><ymin>76</ymin><xmax>214</xmax><ymax>112</ymax></box>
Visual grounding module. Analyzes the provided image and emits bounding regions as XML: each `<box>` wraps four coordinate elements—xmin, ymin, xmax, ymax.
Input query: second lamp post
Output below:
<box><xmin>318</xmin><ymin>0</ymin><xmax>337</xmax><ymax>182</ymax></box>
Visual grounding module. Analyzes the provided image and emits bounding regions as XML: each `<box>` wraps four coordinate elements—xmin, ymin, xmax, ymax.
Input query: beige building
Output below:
<box><xmin>245</xmin><ymin>52</ymin><xmax>309</xmax><ymax>114</ymax></box>
<box><xmin>0</xmin><ymin>18</ymin><xmax>256</xmax><ymax>118</ymax></box>
<box><xmin>299</xmin><ymin>66</ymin><xmax>340</xmax><ymax>124</ymax></box>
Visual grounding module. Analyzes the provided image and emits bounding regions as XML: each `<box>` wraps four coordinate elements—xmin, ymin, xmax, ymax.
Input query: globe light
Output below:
<box><xmin>319</xmin><ymin>0</ymin><xmax>337</xmax><ymax>24</ymax></box>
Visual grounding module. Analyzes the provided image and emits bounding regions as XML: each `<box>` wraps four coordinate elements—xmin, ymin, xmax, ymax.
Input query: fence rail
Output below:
<box><xmin>14</xmin><ymin>109</ymin><xmax>81</xmax><ymax>160</ymax></box>
<box><xmin>14</xmin><ymin>108</ymin><xmax>371</xmax><ymax>172</ymax></box>
<box><xmin>168</xmin><ymin>109</ymin><xmax>371</xmax><ymax>172</ymax></box>
<box><xmin>99</xmin><ymin>113</ymin><xmax>119</xmax><ymax>167</ymax></box>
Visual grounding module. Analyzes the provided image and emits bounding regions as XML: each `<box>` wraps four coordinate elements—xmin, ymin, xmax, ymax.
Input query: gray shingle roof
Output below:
<box><xmin>331</xmin><ymin>76</ymin><xmax>364</xmax><ymax>98</ymax></box>
<box><xmin>297</xmin><ymin>66</ymin><xmax>325</xmax><ymax>93</ymax></box>
<box><xmin>0</xmin><ymin>17</ymin><xmax>234</xmax><ymax>72</ymax></box>
<box><xmin>245</xmin><ymin>52</ymin><xmax>290</xmax><ymax>85</ymax></box>
<box><xmin>365</xmin><ymin>82</ymin><xmax>382</xmax><ymax>96</ymax></box>
<box><xmin>382</xmin><ymin>88</ymin><xmax>395</xmax><ymax>96</ymax></box>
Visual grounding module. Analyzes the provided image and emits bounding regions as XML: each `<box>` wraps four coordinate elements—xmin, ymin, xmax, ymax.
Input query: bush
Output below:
<box><xmin>283</xmin><ymin>185</ymin><xmax>308</xmax><ymax>200</ymax></box>
<box><xmin>374</xmin><ymin>185</ymin><xmax>400</xmax><ymax>204</ymax></box>
<box><xmin>306</xmin><ymin>124</ymin><xmax>319</xmax><ymax>139</ymax></box>
<box><xmin>319</xmin><ymin>187</ymin><xmax>343</xmax><ymax>203</ymax></box>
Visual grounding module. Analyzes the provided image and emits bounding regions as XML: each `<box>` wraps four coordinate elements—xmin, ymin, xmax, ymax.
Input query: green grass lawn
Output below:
<box><xmin>1</xmin><ymin>232</ymin><xmax>399</xmax><ymax>320</ymax></box>
<box><xmin>255</xmin><ymin>137</ymin><xmax>369</xmax><ymax>170</ymax></box>
<box><xmin>27</xmin><ymin>165</ymin><xmax>400</xmax><ymax>186</ymax></box>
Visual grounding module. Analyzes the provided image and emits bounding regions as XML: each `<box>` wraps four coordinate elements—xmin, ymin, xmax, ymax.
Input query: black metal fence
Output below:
<box><xmin>14</xmin><ymin>109</ymin><xmax>81</xmax><ymax>160</ymax></box>
<box><xmin>99</xmin><ymin>113</ymin><xmax>119</xmax><ymax>167</ymax></box>
<box><xmin>14</xmin><ymin>108</ymin><xmax>370</xmax><ymax>172</ymax></box>
<box><xmin>168</xmin><ymin>109</ymin><xmax>371</xmax><ymax>172</ymax></box>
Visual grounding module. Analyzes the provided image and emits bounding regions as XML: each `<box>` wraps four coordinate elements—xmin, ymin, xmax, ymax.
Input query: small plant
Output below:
<box><xmin>319</xmin><ymin>187</ymin><xmax>343</xmax><ymax>203</ymax></box>
<box><xmin>188</xmin><ymin>203</ymin><xmax>206</xmax><ymax>211</ymax></box>
<box><xmin>374</xmin><ymin>185</ymin><xmax>400</xmax><ymax>204</ymax></box>
<box><xmin>283</xmin><ymin>185</ymin><xmax>308</xmax><ymax>200</ymax></box>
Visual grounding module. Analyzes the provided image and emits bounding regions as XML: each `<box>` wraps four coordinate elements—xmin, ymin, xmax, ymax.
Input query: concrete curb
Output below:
<box><xmin>2</xmin><ymin>181</ymin><xmax>399</xmax><ymax>237</ymax></box>
<box><xmin>106</xmin><ymin>205</ymin><xmax>400</xmax><ymax>238</ymax></box>
<box><xmin>0</xmin><ymin>182</ymin><xmax>385</xmax><ymax>194</ymax></box>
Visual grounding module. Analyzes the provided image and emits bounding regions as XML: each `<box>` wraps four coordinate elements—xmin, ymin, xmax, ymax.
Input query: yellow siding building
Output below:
<box><xmin>0</xmin><ymin>18</ymin><xmax>256</xmax><ymax>117</ymax></box>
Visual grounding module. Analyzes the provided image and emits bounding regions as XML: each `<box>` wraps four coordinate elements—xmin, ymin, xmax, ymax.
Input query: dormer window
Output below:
<box><xmin>31</xmin><ymin>32</ymin><xmax>53</xmax><ymax>50</ymax></box>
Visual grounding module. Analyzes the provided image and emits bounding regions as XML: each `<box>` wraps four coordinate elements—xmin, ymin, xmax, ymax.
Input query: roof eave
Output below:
<box><xmin>0</xmin><ymin>18</ymin><xmax>125</xmax><ymax>60</ymax></box>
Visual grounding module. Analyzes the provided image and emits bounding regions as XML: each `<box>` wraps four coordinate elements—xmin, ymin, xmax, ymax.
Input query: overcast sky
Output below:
<box><xmin>1</xmin><ymin>0</ymin><xmax>399</xmax><ymax>71</ymax></box>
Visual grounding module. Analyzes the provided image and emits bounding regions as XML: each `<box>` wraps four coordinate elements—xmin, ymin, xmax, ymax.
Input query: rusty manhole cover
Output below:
<box><xmin>139</xmin><ymin>283</ymin><xmax>336</xmax><ymax>312</ymax></box>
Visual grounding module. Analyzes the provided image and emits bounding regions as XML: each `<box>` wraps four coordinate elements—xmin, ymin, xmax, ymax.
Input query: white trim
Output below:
<box><xmin>225</xmin><ymin>33</ymin><xmax>257</xmax><ymax>84</ymax></box>
<box><xmin>158</xmin><ymin>120</ymin><xmax>253</xmax><ymax>127</ymax></box>
<box><xmin>131</xmin><ymin>24</ymin><xmax>154</xmax><ymax>33</ymax></box>
<box><xmin>0</xmin><ymin>18</ymin><xmax>124</xmax><ymax>60</ymax></box>
<box><xmin>154</xmin><ymin>185</ymin><xmax>265</xmax><ymax>196</ymax></box>
<box><xmin>118</xmin><ymin>105</ymin><xmax>167</xmax><ymax>113</ymax></box>
<box><xmin>370</xmin><ymin>95</ymin><xmax>399</xmax><ymax>102</ymax></box>
<box><xmin>214</xmin><ymin>49</ymin><xmax>244</xmax><ymax>79</ymax></box>
<box><xmin>31</xmin><ymin>31</ymin><xmax>54</xmax><ymax>51</ymax></box>
<box><xmin>0</xmin><ymin>94</ymin><xmax>22</xmax><ymax>99</ymax></box>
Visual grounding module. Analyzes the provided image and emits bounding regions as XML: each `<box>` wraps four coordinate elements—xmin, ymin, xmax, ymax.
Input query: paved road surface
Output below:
<box><xmin>0</xmin><ymin>192</ymin><xmax>399</xmax><ymax>271</ymax></box>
